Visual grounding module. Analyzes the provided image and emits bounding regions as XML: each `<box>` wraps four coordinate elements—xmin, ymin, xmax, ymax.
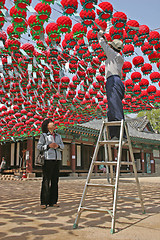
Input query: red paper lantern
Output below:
<box><xmin>123</xmin><ymin>30</ymin><xmax>133</xmax><ymax>44</ymax></box>
<box><xmin>61</xmin><ymin>0</ymin><xmax>78</xmax><ymax>15</ymax></box>
<box><xmin>139</xmin><ymin>78</ymin><xmax>149</xmax><ymax>89</ymax></box>
<box><xmin>46</xmin><ymin>22</ymin><xmax>60</xmax><ymax>40</ymax></box>
<box><xmin>133</xmin><ymin>35</ymin><xmax>144</xmax><ymax>47</ymax></box>
<box><xmin>28</xmin><ymin>15</ymin><xmax>43</xmax><ymax>32</ymax></box>
<box><xmin>56</xmin><ymin>16</ymin><xmax>72</xmax><ymax>33</ymax></box>
<box><xmin>111</xmin><ymin>11</ymin><xmax>127</xmax><ymax>29</ymax></box>
<box><xmin>138</xmin><ymin>25</ymin><xmax>149</xmax><ymax>39</ymax></box>
<box><xmin>132</xmin><ymin>56</ymin><xmax>144</xmax><ymax>68</ymax></box>
<box><xmin>109</xmin><ymin>26</ymin><xmax>123</xmax><ymax>40</ymax></box>
<box><xmin>10</xmin><ymin>6</ymin><xmax>26</xmax><ymax>24</ymax></box>
<box><xmin>154</xmin><ymin>42</ymin><xmax>160</xmax><ymax>53</ymax></box>
<box><xmin>141</xmin><ymin>63</ymin><xmax>152</xmax><ymax>75</ymax></box>
<box><xmin>97</xmin><ymin>2</ymin><xmax>113</xmax><ymax>21</ymax></box>
<box><xmin>91</xmin><ymin>57</ymin><xmax>101</xmax><ymax>69</ymax></box>
<box><xmin>147</xmin><ymin>31</ymin><xmax>160</xmax><ymax>45</ymax></box>
<box><xmin>6</xmin><ymin>38</ymin><xmax>21</xmax><ymax>51</ymax></box>
<box><xmin>21</xmin><ymin>43</ymin><xmax>34</xmax><ymax>56</ymax></box>
<box><xmin>150</xmin><ymin>72</ymin><xmax>160</xmax><ymax>83</ymax></box>
<box><xmin>99</xmin><ymin>65</ymin><xmax>105</xmax><ymax>76</ymax></box>
<box><xmin>141</xmin><ymin>42</ymin><xmax>153</xmax><ymax>55</ymax></box>
<box><xmin>122</xmin><ymin>44</ymin><xmax>134</xmax><ymax>56</ymax></box>
<box><xmin>147</xmin><ymin>85</ymin><xmax>157</xmax><ymax>96</ymax></box>
<box><xmin>157</xmin><ymin>61</ymin><xmax>160</xmax><ymax>71</ymax></box>
<box><xmin>80</xmin><ymin>9</ymin><xmax>95</xmax><ymax>27</ymax></box>
<box><xmin>92</xmin><ymin>18</ymin><xmax>107</xmax><ymax>32</ymax></box>
<box><xmin>124</xmin><ymin>79</ymin><xmax>134</xmax><ymax>91</ymax></box>
<box><xmin>148</xmin><ymin>51</ymin><xmax>160</xmax><ymax>63</ymax></box>
<box><xmin>122</xmin><ymin>61</ymin><xmax>132</xmax><ymax>73</ymax></box>
<box><xmin>86</xmin><ymin>67</ymin><xmax>96</xmax><ymax>77</ymax></box>
<box><xmin>72</xmin><ymin>23</ymin><xmax>87</xmax><ymax>39</ymax></box>
<box><xmin>133</xmin><ymin>85</ymin><xmax>141</xmax><ymax>96</ymax></box>
<box><xmin>125</xmin><ymin>20</ymin><xmax>139</xmax><ymax>37</ymax></box>
<box><xmin>35</xmin><ymin>2</ymin><xmax>51</xmax><ymax>23</ymax></box>
<box><xmin>131</xmin><ymin>72</ymin><xmax>141</xmax><ymax>83</ymax></box>
<box><xmin>14</xmin><ymin>0</ymin><xmax>32</xmax><ymax>11</ymax></box>
<box><xmin>80</xmin><ymin>0</ymin><xmax>98</xmax><ymax>11</ymax></box>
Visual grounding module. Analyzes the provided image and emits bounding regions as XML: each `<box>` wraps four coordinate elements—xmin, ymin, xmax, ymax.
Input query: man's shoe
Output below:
<box><xmin>53</xmin><ymin>203</ymin><xmax>60</xmax><ymax>207</ymax></box>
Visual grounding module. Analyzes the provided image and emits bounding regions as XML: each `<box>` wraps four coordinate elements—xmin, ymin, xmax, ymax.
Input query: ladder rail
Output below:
<box><xmin>111</xmin><ymin>120</ymin><xmax>124</xmax><ymax>233</ymax></box>
<box><xmin>74</xmin><ymin>121</ymin><xmax>105</xmax><ymax>228</ymax></box>
<box><xmin>124</xmin><ymin>122</ymin><xmax>145</xmax><ymax>213</ymax></box>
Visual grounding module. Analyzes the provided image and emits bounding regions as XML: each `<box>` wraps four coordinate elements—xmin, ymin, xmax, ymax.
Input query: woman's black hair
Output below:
<box><xmin>41</xmin><ymin>118</ymin><xmax>53</xmax><ymax>133</ymax></box>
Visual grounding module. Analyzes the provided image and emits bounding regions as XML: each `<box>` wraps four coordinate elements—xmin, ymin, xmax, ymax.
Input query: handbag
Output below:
<box><xmin>35</xmin><ymin>134</ymin><xmax>46</xmax><ymax>166</ymax></box>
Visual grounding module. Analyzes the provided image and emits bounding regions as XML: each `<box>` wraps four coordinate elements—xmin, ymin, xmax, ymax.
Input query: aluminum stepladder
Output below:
<box><xmin>73</xmin><ymin>119</ymin><xmax>145</xmax><ymax>234</ymax></box>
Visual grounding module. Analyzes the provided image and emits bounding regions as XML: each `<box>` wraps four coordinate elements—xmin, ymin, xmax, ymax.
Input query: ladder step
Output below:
<box><xmin>87</xmin><ymin>183</ymin><xmax>115</xmax><ymax>188</ymax></box>
<box><xmin>118</xmin><ymin>196</ymin><xmax>140</xmax><ymax>201</ymax></box>
<box><xmin>81</xmin><ymin>207</ymin><xmax>113</xmax><ymax>216</ymax></box>
<box><xmin>104</xmin><ymin>121</ymin><xmax>122</xmax><ymax>126</ymax></box>
<box><xmin>94</xmin><ymin>161</ymin><xmax>133</xmax><ymax>166</ymax></box>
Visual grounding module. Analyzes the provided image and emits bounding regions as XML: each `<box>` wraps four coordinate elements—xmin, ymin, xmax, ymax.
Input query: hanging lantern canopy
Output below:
<box><xmin>80</xmin><ymin>9</ymin><xmax>95</xmax><ymax>27</ymax></box>
<box><xmin>72</xmin><ymin>23</ymin><xmax>87</xmax><ymax>39</ymax></box>
<box><xmin>125</xmin><ymin>20</ymin><xmax>139</xmax><ymax>37</ymax></box>
<box><xmin>138</xmin><ymin>25</ymin><xmax>149</xmax><ymax>40</ymax></box>
<box><xmin>80</xmin><ymin>0</ymin><xmax>97</xmax><ymax>11</ymax></box>
<box><xmin>92</xmin><ymin>18</ymin><xmax>107</xmax><ymax>32</ymax></box>
<box><xmin>139</xmin><ymin>78</ymin><xmax>149</xmax><ymax>89</ymax></box>
<box><xmin>111</xmin><ymin>11</ymin><xmax>127</xmax><ymax>29</ymax></box>
<box><xmin>150</xmin><ymin>72</ymin><xmax>160</xmax><ymax>83</ymax></box>
<box><xmin>148</xmin><ymin>51</ymin><xmax>160</xmax><ymax>63</ymax></box>
<box><xmin>46</xmin><ymin>22</ymin><xmax>60</xmax><ymax>40</ymax></box>
<box><xmin>132</xmin><ymin>56</ymin><xmax>144</xmax><ymax>68</ymax></box>
<box><xmin>122</xmin><ymin>44</ymin><xmax>134</xmax><ymax>56</ymax></box>
<box><xmin>147</xmin><ymin>31</ymin><xmax>160</xmax><ymax>46</ymax></box>
<box><xmin>56</xmin><ymin>16</ymin><xmax>72</xmax><ymax>33</ymax></box>
<box><xmin>34</xmin><ymin>2</ymin><xmax>51</xmax><ymax>23</ymax></box>
<box><xmin>133</xmin><ymin>35</ymin><xmax>144</xmax><ymax>47</ymax></box>
<box><xmin>141</xmin><ymin>42</ymin><xmax>153</xmax><ymax>56</ymax></box>
<box><xmin>28</xmin><ymin>15</ymin><xmax>43</xmax><ymax>32</ymax></box>
<box><xmin>141</xmin><ymin>63</ymin><xmax>152</xmax><ymax>75</ymax></box>
<box><xmin>147</xmin><ymin>85</ymin><xmax>157</xmax><ymax>96</ymax></box>
<box><xmin>109</xmin><ymin>26</ymin><xmax>123</xmax><ymax>40</ymax></box>
<box><xmin>96</xmin><ymin>2</ymin><xmax>113</xmax><ymax>22</ymax></box>
<box><xmin>10</xmin><ymin>6</ymin><xmax>27</xmax><ymax>24</ymax></box>
<box><xmin>61</xmin><ymin>0</ymin><xmax>78</xmax><ymax>16</ymax></box>
<box><xmin>131</xmin><ymin>72</ymin><xmax>141</xmax><ymax>83</ymax></box>
<box><xmin>122</xmin><ymin>61</ymin><xmax>132</xmax><ymax>73</ymax></box>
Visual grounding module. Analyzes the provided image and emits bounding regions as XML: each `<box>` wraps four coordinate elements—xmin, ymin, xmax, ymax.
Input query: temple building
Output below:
<box><xmin>0</xmin><ymin>116</ymin><xmax>160</xmax><ymax>176</ymax></box>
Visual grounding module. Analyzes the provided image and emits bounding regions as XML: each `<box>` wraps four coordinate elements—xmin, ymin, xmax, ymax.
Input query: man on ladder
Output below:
<box><xmin>98</xmin><ymin>30</ymin><xmax>126</xmax><ymax>140</ymax></box>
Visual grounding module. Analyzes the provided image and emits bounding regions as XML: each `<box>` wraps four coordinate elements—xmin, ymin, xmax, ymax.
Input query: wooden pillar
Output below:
<box><xmin>141</xmin><ymin>150</ymin><xmax>145</xmax><ymax>173</ymax></box>
<box><xmin>129</xmin><ymin>152</ymin><xmax>133</xmax><ymax>172</ymax></box>
<box><xmin>150</xmin><ymin>152</ymin><xmax>155</xmax><ymax>173</ymax></box>
<box><xmin>71</xmin><ymin>141</ymin><xmax>76</xmax><ymax>173</ymax></box>
<box><xmin>26</xmin><ymin>138</ymin><xmax>33</xmax><ymax>173</ymax></box>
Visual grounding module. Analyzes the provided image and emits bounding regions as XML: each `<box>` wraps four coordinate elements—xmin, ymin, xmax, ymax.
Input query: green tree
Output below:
<box><xmin>137</xmin><ymin>109</ymin><xmax>160</xmax><ymax>133</ymax></box>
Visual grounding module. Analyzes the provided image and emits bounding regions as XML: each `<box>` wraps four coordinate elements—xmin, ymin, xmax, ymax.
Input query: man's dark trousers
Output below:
<box><xmin>106</xmin><ymin>75</ymin><xmax>125</xmax><ymax>138</ymax></box>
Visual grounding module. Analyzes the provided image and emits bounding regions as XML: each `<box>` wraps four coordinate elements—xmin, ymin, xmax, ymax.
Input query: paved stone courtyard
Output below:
<box><xmin>0</xmin><ymin>176</ymin><xmax>160</xmax><ymax>240</ymax></box>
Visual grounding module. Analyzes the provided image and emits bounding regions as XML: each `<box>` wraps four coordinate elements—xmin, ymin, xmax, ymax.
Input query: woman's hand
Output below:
<box><xmin>49</xmin><ymin>143</ymin><xmax>59</xmax><ymax>149</ymax></box>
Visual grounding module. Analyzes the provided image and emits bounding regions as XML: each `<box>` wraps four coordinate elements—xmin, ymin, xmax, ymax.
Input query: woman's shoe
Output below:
<box><xmin>53</xmin><ymin>203</ymin><xmax>60</xmax><ymax>207</ymax></box>
<box><xmin>41</xmin><ymin>205</ymin><xmax>47</xmax><ymax>209</ymax></box>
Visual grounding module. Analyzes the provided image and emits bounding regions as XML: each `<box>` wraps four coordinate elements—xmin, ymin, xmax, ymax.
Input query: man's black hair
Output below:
<box><xmin>41</xmin><ymin>118</ymin><xmax>53</xmax><ymax>133</ymax></box>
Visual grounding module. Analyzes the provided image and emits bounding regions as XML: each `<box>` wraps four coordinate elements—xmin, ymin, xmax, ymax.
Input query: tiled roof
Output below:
<box><xmin>79</xmin><ymin>116</ymin><xmax>160</xmax><ymax>143</ymax></box>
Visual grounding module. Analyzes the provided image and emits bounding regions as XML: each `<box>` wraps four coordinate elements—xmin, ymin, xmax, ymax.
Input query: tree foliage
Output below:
<box><xmin>137</xmin><ymin>109</ymin><xmax>160</xmax><ymax>133</ymax></box>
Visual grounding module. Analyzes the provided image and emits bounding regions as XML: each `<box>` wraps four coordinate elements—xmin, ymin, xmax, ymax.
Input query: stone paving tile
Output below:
<box><xmin>0</xmin><ymin>177</ymin><xmax>160</xmax><ymax>240</ymax></box>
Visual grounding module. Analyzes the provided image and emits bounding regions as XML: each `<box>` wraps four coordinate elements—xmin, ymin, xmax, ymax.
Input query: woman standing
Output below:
<box><xmin>37</xmin><ymin>118</ymin><xmax>64</xmax><ymax>209</ymax></box>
